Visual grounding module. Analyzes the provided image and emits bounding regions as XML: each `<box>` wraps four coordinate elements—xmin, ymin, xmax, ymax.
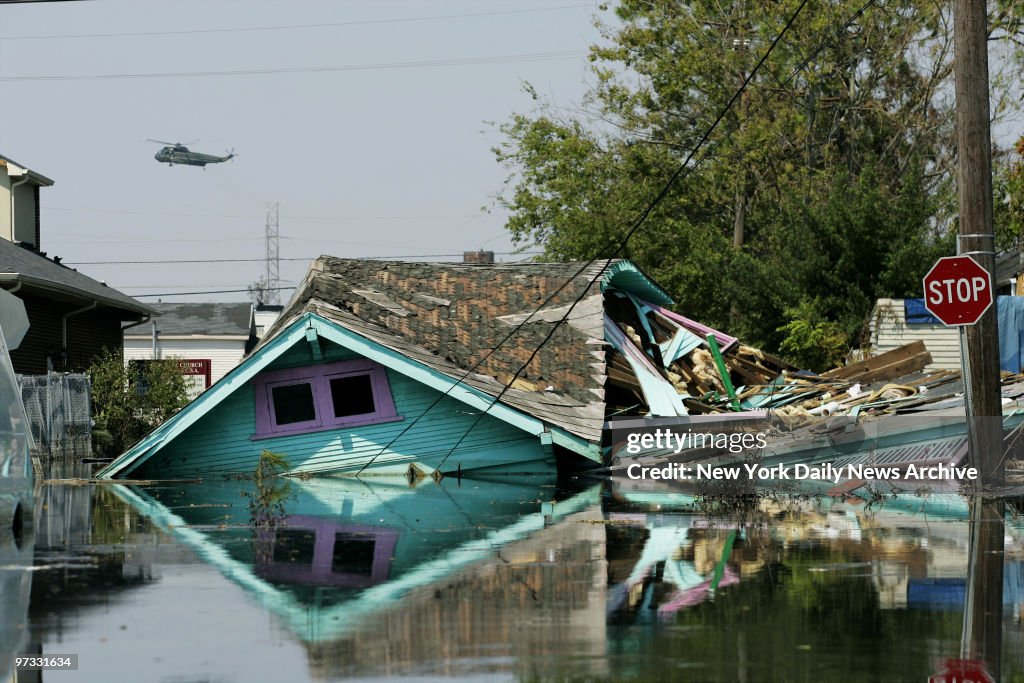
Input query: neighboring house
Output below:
<box><xmin>995</xmin><ymin>249</ymin><xmax>1024</xmax><ymax>296</ymax></box>
<box><xmin>0</xmin><ymin>153</ymin><xmax>153</xmax><ymax>374</ymax></box>
<box><xmin>254</xmin><ymin>303</ymin><xmax>283</xmax><ymax>339</ymax></box>
<box><xmin>98</xmin><ymin>257</ymin><xmax>686</xmax><ymax>479</ymax></box>
<box><xmin>870</xmin><ymin>298</ymin><xmax>961</xmax><ymax>370</ymax></box>
<box><xmin>123</xmin><ymin>302</ymin><xmax>256</xmax><ymax>398</ymax></box>
<box><xmin>0</xmin><ymin>153</ymin><xmax>51</xmax><ymax>250</ymax></box>
<box><xmin>870</xmin><ymin>296</ymin><xmax>1024</xmax><ymax>372</ymax></box>
<box><xmin>0</xmin><ymin>229</ymin><xmax>152</xmax><ymax>375</ymax></box>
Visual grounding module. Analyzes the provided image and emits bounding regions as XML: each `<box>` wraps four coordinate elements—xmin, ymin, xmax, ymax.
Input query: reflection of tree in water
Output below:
<box><xmin>244</xmin><ymin>450</ymin><xmax>293</xmax><ymax>566</ymax></box>
<box><xmin>29</xmin><ymin>485</ymin><xmax>161</xmax><ymax>629</ymax></box>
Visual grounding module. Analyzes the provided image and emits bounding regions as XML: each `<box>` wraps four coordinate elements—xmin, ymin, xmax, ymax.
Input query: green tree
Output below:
<box><xmin>88</xmin><ymin>348</ymin><xmax>190</xmax><ymax>455</ymax></box>
<box><xmin>494</xmin><ymin>0</ymin><xmax>1022</xmax><ymax>366</ymax></box>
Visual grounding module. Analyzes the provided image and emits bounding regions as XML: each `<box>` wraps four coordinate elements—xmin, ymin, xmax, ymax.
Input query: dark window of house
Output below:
<box><xmin>273</xmin><ymin>529</ymin><xmax>317</xmax><ymax>565</ymax></box>
<box><xmin>254</xmin><ymin>359</ymin><xmax>400</xmax><ymax>437</ymax></box>
<box><xmin>330</xmin><ymin>374</ymin><xmax>376</xmax><ymax>417</ymax></box>
<box><xmin>331</xmin><ymin>534</ymin><xmax>376</xmax><ymax>576</ymax></box>
<box><xmin>271</xmin><ymin>383</ymin><xmax>317</xmax><ymax>424</ymax></box>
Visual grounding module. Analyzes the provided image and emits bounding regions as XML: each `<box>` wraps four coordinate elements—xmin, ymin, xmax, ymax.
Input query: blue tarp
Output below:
<box><xmin>905</xmin><ymin>296</ymin><xmax>1024</xmax><ymax>372</ymax></box>
<box><xmin>998</xmin><ymin>295</ymin><xmax>1024</xmax><ymax>373</ymax></box>
<box><xmin>904</xmin><ymin>298</ymin><xmax>940</xmax><ymax>324</ymax></box>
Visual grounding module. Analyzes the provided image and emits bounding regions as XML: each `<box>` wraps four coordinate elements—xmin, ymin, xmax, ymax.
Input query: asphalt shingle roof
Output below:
<box><xmin>135</xmin><ymin>302</ymin><xmax>254</xmax><ymax>337</ymax></box>
<box><xmin>0</xmin><ymin>239</ymin><xmax>152</xmax><ymax>315</ymax></box>
<box><xmin>255</xmin><ymin>258</ymin><xmax>644</xmax><ymax>445</ymax></box>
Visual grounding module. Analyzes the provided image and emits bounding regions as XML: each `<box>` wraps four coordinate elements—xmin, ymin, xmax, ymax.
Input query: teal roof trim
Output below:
<box><xmin>98</xmin><ymin>312</ymin><xmax>598</xmax><ymax>479</ymax></box>
<box><xmin>600</xmin><ymin>260</ymin><xmax>674</xmax><ymax>307</ymax></box>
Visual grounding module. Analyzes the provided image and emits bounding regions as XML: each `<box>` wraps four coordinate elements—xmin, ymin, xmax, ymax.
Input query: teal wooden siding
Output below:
<box><xmin>136</xmin><ymin>337</ymin><xmax>551</xmax><ymax>477</ymax></box>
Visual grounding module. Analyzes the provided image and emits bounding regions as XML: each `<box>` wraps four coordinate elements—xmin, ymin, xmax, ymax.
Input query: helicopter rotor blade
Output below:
<box><xmin>145</xmin><ymin>138</ymin><xmax>199</xmax><ymax>146</ymax></box>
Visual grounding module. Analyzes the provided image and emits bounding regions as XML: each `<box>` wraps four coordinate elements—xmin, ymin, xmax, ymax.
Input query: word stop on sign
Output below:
<box><xmin>926</xmin><ymin>276</ymin><xmax>988</xmax><ymax>304</ymax></box>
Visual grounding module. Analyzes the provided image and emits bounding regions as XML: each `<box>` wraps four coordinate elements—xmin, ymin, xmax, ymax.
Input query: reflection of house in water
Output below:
<box><xmin>602</xmin><ymin>487</ymin><xmax>1024</xmax><ymax>621</ymax></box>
<box><xmin>257</xmin><ymin>518</ymin><xmax>398</xmax><ymax>588</ymax></box>
<box><xmin>115</xmin><ymin>476</ymin><xmax>609</xmax><ymax>680</ymax></box>
<box><xmin>302</xmin><ymin>498</ymin><xmax>608</xmax><ymax>680</ymax></box>
<box><xmin>25</xmin><ymin>472</ymin><xmax>1024</xmax><ymax>681</ymax></box>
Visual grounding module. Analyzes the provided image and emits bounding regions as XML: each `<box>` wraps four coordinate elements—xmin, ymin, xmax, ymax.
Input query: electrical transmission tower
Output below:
<box><xmin>264</xmin><ymin>202</ymin><xmax>280</xmax><ymax>305</ymax></box>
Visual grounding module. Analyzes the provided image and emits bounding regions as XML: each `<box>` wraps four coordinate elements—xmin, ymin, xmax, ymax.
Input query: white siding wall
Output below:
<box><xmin>254</xmin><ymin>310</ymin><xmax>280</xmax><ymax>339</ymax></box>
<box><xmin>869</xmin><ymin>298</ymin><xmax>961</xmax><ymax>370</ymax></box>
<box><xmin>124</xmin><ymin>336</ymin><xmax>248</xmax><ymax>386</ymax></box>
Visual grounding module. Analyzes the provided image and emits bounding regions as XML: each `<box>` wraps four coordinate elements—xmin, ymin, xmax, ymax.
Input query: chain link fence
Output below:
<box><xmin>17</xmin><ymin>372</ymin><xmax>92</xmax><ymax>465</ymax></box>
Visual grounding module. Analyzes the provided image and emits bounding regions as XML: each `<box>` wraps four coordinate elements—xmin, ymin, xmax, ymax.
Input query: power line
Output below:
<box><xmin>363</xmin><ymin>0</ymin><xmax>877</xmax><ymax>474</ymax></box>
<box><xmin>0</xmin><ymin>50</ymin><xmax>584</xmax><ymax>82</ymax></box>
<box><xmin>48</xmin><ymin>206</ymin><xmax>480</xmax><ymax>221</ymax></box>
<box><xmin>64</xmin><ymin>251</ymin><xmax>542</xmax><ymax>265</ymax></box>
<box><xmin>133</xmin><ymin>286</ymin><xmax>295</xmax><ymax>298</ymax></box>
<box><xmin>431</xmin><ymin>0</ymin><xmax>827</xmax><ymax>472</ymax></box>
<box><xmin>357</xmin><ymin>0</ymin><xmax>819</xmax><ymax>475</ymax></box>
<box><xmin>0</xmin><ymin>4</ymin><xmax>592</xmax><ymax>40</ymax></box>
<box><xmin>119</xmin><ymin>282</ymin><xmax>293</xmax><ymax>289</ymax></box>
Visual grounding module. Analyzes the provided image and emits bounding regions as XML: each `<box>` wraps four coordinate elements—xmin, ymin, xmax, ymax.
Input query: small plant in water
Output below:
<box><xmin>245</xmin><ymin>450</ymin><xmax>294</xmax><ymax>567</ymax></box>
<box><xmin>245</xmin><ymin>450</ymin><xmax>292</xmax><ymax>529</ymax></box>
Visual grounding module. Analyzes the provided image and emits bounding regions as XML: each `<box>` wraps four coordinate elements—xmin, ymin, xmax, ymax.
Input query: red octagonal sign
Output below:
<box><xmin>922</xmin><ymin>255</ymin><xmax>993</xmax><ymax>326</ymax></box>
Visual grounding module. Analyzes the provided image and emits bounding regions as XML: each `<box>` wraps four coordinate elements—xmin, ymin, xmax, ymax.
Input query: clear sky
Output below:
<box><xmin>0</xmin><ymin>0</ymin><xmax>603</xmax><ymax>303</ymax></box>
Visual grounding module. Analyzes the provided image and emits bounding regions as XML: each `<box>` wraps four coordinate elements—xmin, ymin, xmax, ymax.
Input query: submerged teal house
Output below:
<box><xmin>98</xmin><ymin>257</ymin><xmax>677</xmax><ymax>479</ymax></box>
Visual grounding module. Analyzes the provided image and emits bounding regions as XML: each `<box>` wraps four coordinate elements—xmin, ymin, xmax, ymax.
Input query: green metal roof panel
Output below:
<box><xmin>600</xmin><ymin>260</ymin><xmax>674</xmax><ymax>307</ymax></box>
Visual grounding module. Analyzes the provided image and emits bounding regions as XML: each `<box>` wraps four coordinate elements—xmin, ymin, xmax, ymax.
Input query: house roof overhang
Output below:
<box><xmin>0</xmin><ymin>273</ymin><xmax>154</xmax><ymax>318</ymax></box>
<box><xmin>0</xmin><ymin>157</ymin><xmax>54</xmax><ymax>187</ymax></box>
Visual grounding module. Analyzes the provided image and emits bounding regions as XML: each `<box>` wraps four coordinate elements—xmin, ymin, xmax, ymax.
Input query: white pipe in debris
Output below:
<box><xmin>809</xmin><ymin>401</ymin><xmax>840</xmax><ymax>417</ymax></box>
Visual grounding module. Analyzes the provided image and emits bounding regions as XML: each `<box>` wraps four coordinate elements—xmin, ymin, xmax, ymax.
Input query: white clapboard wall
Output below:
<box><xmin>123</xmin><ymin>337</ymin><xmax>248</xmax><ymax>389</ymax></box>
<box><xmin>869</xmin><ymin>299</ymin><xmax>961</xmax><ymax>370</ymax></box>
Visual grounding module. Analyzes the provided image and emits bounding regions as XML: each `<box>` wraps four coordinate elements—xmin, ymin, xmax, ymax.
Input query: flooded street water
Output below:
<box><xmin>4</xmin><ymin>472</ymin><xmax>1024</xmax><ymax>682</ymax></box>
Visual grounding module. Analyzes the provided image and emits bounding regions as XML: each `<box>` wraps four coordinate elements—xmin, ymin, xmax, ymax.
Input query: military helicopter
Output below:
<box><xmin>148</xmin><ymin>140</ymin><xmax>235</xmax><ymax>168</ymax></box>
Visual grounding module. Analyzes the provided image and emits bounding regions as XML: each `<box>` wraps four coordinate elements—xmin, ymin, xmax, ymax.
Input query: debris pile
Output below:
<box><xmin>604</xmin><ymin>294</ymin><xmax>1024</xmax><ymax>420</ymax></box>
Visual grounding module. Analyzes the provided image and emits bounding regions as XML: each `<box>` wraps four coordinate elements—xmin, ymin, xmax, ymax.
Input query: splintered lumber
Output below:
<box><xmin>822</xmin><ymin>341</ymin><xmax>932</xmax><ymax>384</ymax></box>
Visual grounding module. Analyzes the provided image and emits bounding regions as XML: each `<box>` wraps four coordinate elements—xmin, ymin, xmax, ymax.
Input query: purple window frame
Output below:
<box><xmin>253</xmin><ymin>358</ymin><xmax>400</xmax><ymax>438</ymax></box>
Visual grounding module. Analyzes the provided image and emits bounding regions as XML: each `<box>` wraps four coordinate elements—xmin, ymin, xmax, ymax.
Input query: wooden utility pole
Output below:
<box><xmin>960</xmin><ymin>497</ymin><xmax>1005</xmax><ymax>679</ymax></box>
<box><xmin>954</xmin><ymin>0</ymin><xmax>1004</xmax><ymax>485</ymax></box>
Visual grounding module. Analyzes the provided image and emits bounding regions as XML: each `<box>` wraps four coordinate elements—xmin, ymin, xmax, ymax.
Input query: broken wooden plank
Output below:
<box><xmin>823</xmin><ymin>340</ymin><xmax>931</xmax><ymax>383</ymax></box>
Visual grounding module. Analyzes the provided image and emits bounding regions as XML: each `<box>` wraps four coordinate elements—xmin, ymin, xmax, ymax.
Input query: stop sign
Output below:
<box><xmin>928</xmin><ymin>659</ymin><xmax>995</xmax><ymax>683</ymax></box>
<box><xmin>922</xmin><ymin>255</ymin><xmax>993</xmax><ymax>326</ymax></box>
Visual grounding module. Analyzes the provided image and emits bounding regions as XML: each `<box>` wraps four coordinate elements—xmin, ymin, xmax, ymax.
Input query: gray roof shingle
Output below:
<box><xmin>0</xmin><ymin>239</ymin><xmax>152</xmax><ymax>315</ymax></box>
<box><xmin>130</xmin><ymin>302</ymin><xmax>254</xmax><ymax>337</ymax></box>
<box><xmin>254</xmin><ymin>258</ymin><xmax>671</xmax><ymax>446</ymax></box>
